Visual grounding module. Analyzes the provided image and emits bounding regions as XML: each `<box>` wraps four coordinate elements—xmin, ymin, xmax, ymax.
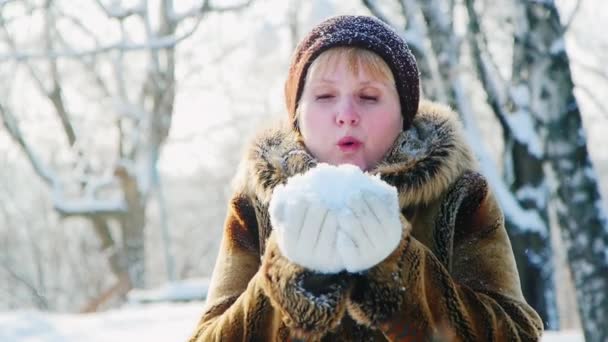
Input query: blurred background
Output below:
<box><xmin>0</xmin><ymin>0</ymin><xmax>606</xmax><ymax>341</ymax></box>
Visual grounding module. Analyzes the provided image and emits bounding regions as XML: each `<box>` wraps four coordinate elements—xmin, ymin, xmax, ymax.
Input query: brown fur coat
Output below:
<box><xmin>189</xmin><ymin>100</ymin><xmax>543</xmax><ymax>341</ymax></box>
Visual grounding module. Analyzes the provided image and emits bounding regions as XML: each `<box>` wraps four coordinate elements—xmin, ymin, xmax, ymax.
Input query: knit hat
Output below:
<box><xmin>285</xmin><ymin>15</ymin><xmax>420</xmax><ymax>131</ymax></box>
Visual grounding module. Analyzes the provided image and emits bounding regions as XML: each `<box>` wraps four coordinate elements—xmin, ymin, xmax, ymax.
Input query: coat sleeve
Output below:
<box><xmin>189</xmin><ymin>193</ymin><xmax>350</xmax><ymax>341</ymax></box>
<box><xmin>345</xmin><ymin>171</ymin><xmax>544</xmax><ymax>341</ymax></box>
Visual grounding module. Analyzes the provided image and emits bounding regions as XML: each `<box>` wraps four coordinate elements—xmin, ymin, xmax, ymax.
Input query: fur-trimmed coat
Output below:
<box><xmin>189</xmin><ymin>101</ymin><xmax>543</xmax><ymax>341</ymax></box>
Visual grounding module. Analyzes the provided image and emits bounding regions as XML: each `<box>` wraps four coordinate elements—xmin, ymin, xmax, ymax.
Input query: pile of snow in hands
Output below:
<box><xmin>269</xmin><ymin>163</ymin><xmax>402</xmax><ymax>273</ymax></box>
<box><xmin>270</xmin><ymin>163</ymin><xmax>398</xmax><ymax>214</ymax></box>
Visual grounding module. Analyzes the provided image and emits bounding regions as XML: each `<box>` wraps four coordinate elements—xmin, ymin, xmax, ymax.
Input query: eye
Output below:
<box><xmin>315</xmin><ymin>94</ymin><xmax>335</xmax><ymax>100</ymax></box>
<box><xmin>360</xmin><ymin>94</ymin><xmax>378</xmax><ymax>102</ymax></box>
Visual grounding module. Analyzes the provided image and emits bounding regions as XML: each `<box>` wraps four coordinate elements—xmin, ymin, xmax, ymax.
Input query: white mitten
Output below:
<box><xmin>269</xmin><ymin>183</ymin><xmax>342</xmax><ymax>274</ymax></box>
<box><xmin>337</xmin><ymin>188</ymin><xmax>402</xmax><ymax>273</ymax></box>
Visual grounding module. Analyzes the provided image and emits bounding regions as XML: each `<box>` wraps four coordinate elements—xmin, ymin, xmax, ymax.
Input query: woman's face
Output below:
<box><xmin>298</xmin><ymin>55</ymin><xmax>403</xmax><ymax>171</ymax></box>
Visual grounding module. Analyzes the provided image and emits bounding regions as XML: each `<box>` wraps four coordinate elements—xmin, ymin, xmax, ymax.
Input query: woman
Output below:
<box><xmin>189</xmin><ymin>15</ymin><xmax>543</xmax><ymax>341</ymax></box>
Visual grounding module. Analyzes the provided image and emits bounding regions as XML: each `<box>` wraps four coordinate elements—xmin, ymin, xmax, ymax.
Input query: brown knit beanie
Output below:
<box><xmin>285</xmin><ymin>15</ymin><xmax>420</xmax><ymax>131</ymax></box>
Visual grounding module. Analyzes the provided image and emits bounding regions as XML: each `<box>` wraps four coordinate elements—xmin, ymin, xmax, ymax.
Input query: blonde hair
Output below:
<box><xmin>306</xmin><ymin>47</ymin><xmax>395</xmax><ymax>87</ymax></box>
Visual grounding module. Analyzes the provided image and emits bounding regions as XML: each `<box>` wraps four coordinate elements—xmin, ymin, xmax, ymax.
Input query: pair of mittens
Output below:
<box><xmin>269</xmin><ymin>163</ymin><xmax>402</xmax><ymax>274</ymax></box>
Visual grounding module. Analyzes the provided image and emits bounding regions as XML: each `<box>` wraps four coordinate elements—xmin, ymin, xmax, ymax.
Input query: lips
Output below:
<box><xmin>337</xmin><ymin>136</ymin><xmax>362</xmax><ymax>152</ymax></box>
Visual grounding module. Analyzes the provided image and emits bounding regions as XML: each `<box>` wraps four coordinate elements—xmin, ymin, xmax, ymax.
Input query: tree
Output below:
<box><xmin>514</xmin><ymin>1</ymin><xmax>608</xmax><ymax>340</ymax></box>
<box><xmin>0</xmin><ymin>0</ymin><xmax>253</xmax><ymax>309</ymax></box>
<box><xmin>362</xmin><ymin>0</ymin><xmax>556</xmax><ymax>327</ymax></box>
<box><xmin>362</xmin><ymin>0</ymin><xmax>608</xmax><ymax>337</ymax></box>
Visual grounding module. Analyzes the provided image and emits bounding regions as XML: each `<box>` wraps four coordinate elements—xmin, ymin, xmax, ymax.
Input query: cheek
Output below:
<box><xmin>370</xmin><ymin>110</ymin><xmax>401</xmax><ymax>138</ymax></box>
<box><xmin>299</xmin><ymin>106</ymin><xmax>333</xmax><ymax>144</ymax></box>
<box><xmin>366</xmin><ymin>112</ymin><xmax>402</xmax><ymax>154</ymax></box>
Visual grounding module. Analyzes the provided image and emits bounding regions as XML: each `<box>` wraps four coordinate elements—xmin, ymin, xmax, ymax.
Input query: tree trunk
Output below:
<box><xmin>116</xmin><ymin>165</ymin><xmax>147</xmax><ymax>288</ymax></box>
<box><xmin>504</xmin><ymin>2</ymin><xmax>558</xmax><ymax>328</ymax></box>
<box><xmin>461</xmin><ymin>0</ymin><xmax>559</xmax><ymax>328</ymax></box>
<box><xmin>518</xmin><ymin>1</ymin><xmax>608</xmax><ymax>340</ymax></box>
<box><xmin>504</xmin><ymin>141</ymin><xmax>557</xmax><ymax>329</ymax></box>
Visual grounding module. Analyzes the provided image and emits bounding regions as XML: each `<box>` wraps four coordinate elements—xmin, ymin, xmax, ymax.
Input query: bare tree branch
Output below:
<box><xmin>0</xmin><ymin>104</ymin><xmax>56</xmax><ymax>185</ymax></box>
<box><xmin>0</xmin><ymin>260</ymin><xmax>49</xmax><ymax>309</ymax></box>
<box><xmin>576</xmin><ymin>83</ymin><xmax>608</xmax><ymax>118</ymax></box>
<box><xmin>464</xmin><ymin>0</ymin><xmax>513</xmax><ymax>133</ymax></box>
<box><xmin>2</xmin><ymin>6</ymin><xmax>77</xmax><ymax>147</ymax></box>
<box><xmin>0</xmin><ymin>21</ymin><xmax>48</xmax><ymax>91</ymax></box>
<box><xmin>54</xmin><ymin>32</ymin><xmax>112</xmax><ymax>99</ymax></box>
<box><xmin>561</xmin><ymin>0</ymin><xmax>582</xmax><ymax>33</ymax></box>
<box><xmin>574</xmin><ymin>59</ymin><xmax>608</xmax><ymax>82</ymax></box>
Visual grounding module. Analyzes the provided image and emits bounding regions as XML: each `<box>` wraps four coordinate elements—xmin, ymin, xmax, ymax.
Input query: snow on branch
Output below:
<box><xmin>52</xmin><ymin>192</ymin><xmax>128</xmax><ymax>217</ymax></box>
<box><xmin>503</xmin><ymin>108</ymin><xmax>543</xmax><ymax>157</ymax></box>
<box><xmin>515</xmin><ymin>184</ymin><xmax>548</xmax><ymax>209</ymax></box>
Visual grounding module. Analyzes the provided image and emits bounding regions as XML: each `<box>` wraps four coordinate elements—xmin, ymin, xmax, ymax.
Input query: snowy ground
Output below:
<box><xmin>0</xmin><ymin>302</ymin><xmax>584</xmax><ymax>342</ymax></box>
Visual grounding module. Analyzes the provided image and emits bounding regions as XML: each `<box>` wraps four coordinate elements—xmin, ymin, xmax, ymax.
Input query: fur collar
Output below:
<box><xmin>239</xmin><ymin>100</ymin><xmax>476</xmax><ymax>208</ymax></box>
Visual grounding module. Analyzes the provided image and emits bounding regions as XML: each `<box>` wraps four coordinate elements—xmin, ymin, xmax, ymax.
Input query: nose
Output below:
<box><xmin>335</xmin><ymin>99</ymin><xmax>360</xmax><ymax>126</ymax></box>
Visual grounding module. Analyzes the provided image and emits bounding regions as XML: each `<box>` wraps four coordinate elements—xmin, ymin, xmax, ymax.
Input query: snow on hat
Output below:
<box><xmin>285</xmin><ymin>15</ymin><xmax>420</xmax><ymax>131</ymax></box>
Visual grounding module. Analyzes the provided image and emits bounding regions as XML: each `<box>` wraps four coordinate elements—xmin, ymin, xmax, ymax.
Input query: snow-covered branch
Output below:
<box><xmin>94</xmin><ymin>0</ymin><xmax>145</xmax><ymax>20</ymax></box>
<box><xmin>170</xmin><ymin>0</ymin><xmax>254</xmax><ymax>22</ymax></box>
<box><xmin>52</xmin><ymin>193</ymin><xmax>127</xmax><ymax>217</ymax></box>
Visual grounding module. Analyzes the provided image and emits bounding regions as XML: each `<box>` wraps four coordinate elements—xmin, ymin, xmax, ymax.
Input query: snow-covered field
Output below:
<box><xmin>0</xmin><ymin>302</ymin><xmax>583</xmax><ymax>342</ymax></box>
